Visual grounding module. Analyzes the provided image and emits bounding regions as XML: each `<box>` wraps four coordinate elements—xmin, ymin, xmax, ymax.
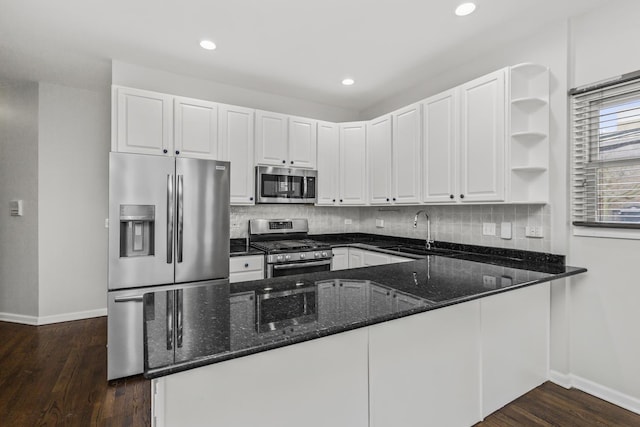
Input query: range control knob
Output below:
<box><xmin>300</xmin><ymin>253</ymin><xmax>306</xmax><ymax>259</ymax></box>
<box><xmin>321</xmin><ymin>251</ymin><xmax>328</xmax><ymax>257</ymax></box>
<box><xmin>314</xmin><ymin>252</ymin><xmax>321</xmax><ymax>258</ymax></box>
<box><xmin>285</xmin><ymin>254</ymin><xmax>291</xmax><ymax>260</ymax></box>
<box><xmin>276</xmin><ymin>255</ymin><xmax>284</xmax><ymax>262</ymax></box>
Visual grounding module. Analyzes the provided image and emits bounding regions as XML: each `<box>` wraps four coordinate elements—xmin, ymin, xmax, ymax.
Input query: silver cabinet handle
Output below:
<box><xmin>166</xmin><ymin>290</ymin><xmax>174</xmax><ymax>350</ymax></box>
<box><xmin>272</xmin><ymin>260</ymin><xmax>331</xmax><ymax>270</ymax></box>
<box><xmin>167</xmin><ymin>174</ymin><xmax>174</xmax><ymax>264</ymax></box>
<box><xmin>113</xmin><ymin>296</ymin><xmax>144</xmax><ymax>303</ymax></box>
<box><xmin>176</xmin><ymin>289</ymin><xmax>183</xmax><ymax>348</ymax></box>
<box><xmin>177</xmin><ymin>175</ymin><xmax>184</xmax><ymax>263</ymax></box>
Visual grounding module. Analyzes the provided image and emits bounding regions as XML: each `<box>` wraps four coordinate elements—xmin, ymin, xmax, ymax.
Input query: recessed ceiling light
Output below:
<box><xmin>200</xmin><ymin>40</ymin><xmax>217</xmax><ymax>50</ymax></box>
<box><xmin>342</xmin><ymin>78</ymin><xmax>355</xmax><ymax>86</ymax></box>
<box><xmin>455</xmin><ymin>2</ymin><xmax>476</xmax><ymax>16</ymax></box>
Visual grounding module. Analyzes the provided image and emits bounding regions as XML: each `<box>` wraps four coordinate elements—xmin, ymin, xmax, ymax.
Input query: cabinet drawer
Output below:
<box><xmin>230</xmin><ymin>255</ymin><xmax>264</xmax><ymax>273</ymax></box>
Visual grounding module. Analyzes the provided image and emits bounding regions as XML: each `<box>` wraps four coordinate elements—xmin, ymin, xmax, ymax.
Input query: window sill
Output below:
<box><xmin>573</xmin><ymin>226</ymin><xmax>640</xmax><ymax>240</ymax></box>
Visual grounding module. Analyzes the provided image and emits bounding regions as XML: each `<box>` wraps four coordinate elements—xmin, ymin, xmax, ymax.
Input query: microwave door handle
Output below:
<box><xmin>272</xmin><ymin>260</ymin><xmax>331</xmax><ymax>270</ymax></box>
<box><xmin>177</xmin><ymin>175</ymin><xmax>184</xmax><ymax>263</ymax></box>
<box><xmin>167</xmin><ymin>174</ymin><xmax>174</xmax><ymax>264</ymax></box>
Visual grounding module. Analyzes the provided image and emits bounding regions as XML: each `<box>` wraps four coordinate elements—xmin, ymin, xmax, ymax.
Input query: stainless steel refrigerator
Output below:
<box><xmin>107</xmin><ymin>152</ymin><xmax>230</xmax><ymax>380</ymax></box>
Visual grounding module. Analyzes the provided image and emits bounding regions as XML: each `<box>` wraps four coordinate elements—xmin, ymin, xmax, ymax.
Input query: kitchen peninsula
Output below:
<box><xmin>145</xmin><ymin>243</ymin><xmax>586</xmax><ymax>427</ymax></box>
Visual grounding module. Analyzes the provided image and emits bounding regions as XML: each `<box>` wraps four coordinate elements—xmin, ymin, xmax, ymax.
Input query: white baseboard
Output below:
<box><xmin>549</xmin><ymin>370</ymin><xmax>640</xmax><ymax>415</ymax></box>
<box><xmin>0</xmin><ymin>308</ymin><xmax>107</xmax><ymax>325</ymax></box>
<box><xmin>0</xmin><ymin>312</ymin><xmax>39</xmax><ymax>325</ymax></box>
<box><xmin>548</xmin><ymin>370</ymin><xmax>572</xmax><ymax>389</ymax></box>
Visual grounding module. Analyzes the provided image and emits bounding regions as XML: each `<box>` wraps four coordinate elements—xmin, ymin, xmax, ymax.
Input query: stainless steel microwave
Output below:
<box><xmin>255</xmin><ymin>166</ymin><xmax>317</xmax><ymax>204</ymax></box>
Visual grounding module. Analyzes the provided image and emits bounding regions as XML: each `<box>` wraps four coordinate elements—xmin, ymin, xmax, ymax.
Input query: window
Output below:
<box><xmin>571</xmin><ymin>71</ymin><xmax>640</xmax><ymax>228</ymax></box>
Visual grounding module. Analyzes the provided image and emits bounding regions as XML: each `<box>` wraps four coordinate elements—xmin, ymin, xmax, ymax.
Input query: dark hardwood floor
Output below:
<box><xmin>1</xmin><ymin>317</ymin><xmax>639</xmax><ymax>427</ymax></box>
<box><xmin>0</xmin><ymin>317</ymin><xmax>150</xmax><ymax>426</ymax></box>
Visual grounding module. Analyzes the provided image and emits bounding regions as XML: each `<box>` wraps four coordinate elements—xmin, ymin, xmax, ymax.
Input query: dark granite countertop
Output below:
<box><xmin>144</xmin><ymin>244</ymin><xmax>587</xmax><ymax>379</ymax></box>
<box><xmin>230</xmin><ymin>238</ymin><xmax>264</xmax><ymax>256</ymax></box>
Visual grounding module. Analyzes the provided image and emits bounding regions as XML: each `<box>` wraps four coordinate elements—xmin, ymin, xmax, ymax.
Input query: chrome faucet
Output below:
<box><xmin>413</xmin><ymin>210</ymin><xmax>434</xmax><ymax>250</ymax></box>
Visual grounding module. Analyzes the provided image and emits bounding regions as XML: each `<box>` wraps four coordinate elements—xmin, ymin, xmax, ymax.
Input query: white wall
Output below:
<box><xmin>37</xmin><ymin>83</ymin><xmax>110</xmax><ymax>321</ymax></box>
<box><xmin>112</xmin><ymin>61</ymin><xmax>359</xmax><ymax>123</ymax></box>
<box><xmin>565</xmin><ymin>0</ymin><xmax>640</xmax><ymax>411</ymax></box>
<box><xmin>0</xmin><ymin>82</ymin><xmax>40</xmax><ymax>321</ymax></box>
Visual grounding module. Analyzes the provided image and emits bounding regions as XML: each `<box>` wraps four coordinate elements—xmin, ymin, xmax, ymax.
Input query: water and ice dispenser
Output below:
<box><xmin>119</xmin><ymin>205</ymin><xmax>155</xmax><ymax>257</ymax></box>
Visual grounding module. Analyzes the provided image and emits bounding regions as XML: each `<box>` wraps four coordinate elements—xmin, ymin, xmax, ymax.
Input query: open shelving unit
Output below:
<box><xmin>507</xmin><ymin>63</ymin><xmax>549</xmax><ymax>204</ymax></box>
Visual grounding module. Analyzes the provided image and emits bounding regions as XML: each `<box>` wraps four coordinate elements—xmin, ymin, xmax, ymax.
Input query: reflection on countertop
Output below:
<box><xmin>144</xmin><ymin>251</ymin><xmax>586</xmax><ymax>379</ymax></box>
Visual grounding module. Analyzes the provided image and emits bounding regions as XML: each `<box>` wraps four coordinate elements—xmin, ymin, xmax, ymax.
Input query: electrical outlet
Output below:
<box><xmin>344</xmin><ymin>219</ymin><xmax>352</xmax><ymax>225</ymax></box>
<box><xmin>375</xmin><ymin>219</ymin><xmax>384</xmax><ymax>228</ymax></box>
<box><xmin>525</xmin><ymin>226</ymin><xmax>544</xmax><ymax>238</ymax></box>
<box><xmin>482</xmin><ymin>222</ymin><xmax>496</xmax><ymax>236</ymax></box>
<box><xmin>105</xmin><ymin>218</ymin><xmax>109</xmax><ymax>228</ymax></box>
<box><xmin>500</xmin><ymin>222</ymin><xmax>512</xmax><ymax>239</ymax></box>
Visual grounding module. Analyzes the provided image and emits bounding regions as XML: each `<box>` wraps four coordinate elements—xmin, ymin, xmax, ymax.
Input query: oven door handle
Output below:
<box><xmin>272</xmin><ymin>260</ymin><xmax>331</xmax><ymax>270</ymax></box>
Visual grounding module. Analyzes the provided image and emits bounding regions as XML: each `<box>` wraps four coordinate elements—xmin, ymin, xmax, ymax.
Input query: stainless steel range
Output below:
<box><xmin>249</xmin><ymin>219</ymin><xmax>333</xmax><ymax>278</ymax></box>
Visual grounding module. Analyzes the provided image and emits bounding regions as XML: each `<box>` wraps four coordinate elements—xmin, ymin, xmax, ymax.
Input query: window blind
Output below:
<box><xmin>571</xmin><ymin>73</ymin><xmax>640</xmax><ymax>227</ymax></box>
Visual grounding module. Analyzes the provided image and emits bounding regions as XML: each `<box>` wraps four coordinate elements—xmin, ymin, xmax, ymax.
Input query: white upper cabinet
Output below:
<box><xmin>367</xmin><ymin>115</ymin><xmax>393</xmax><ymax>205</ymax></box>
<box><xmin>174</xmin><ymin>97</ymin><xmax>218</xmax><ymax>159</ymax></box>
<box><xmin>317</xmin><ymin>121</ymin><xmax>340</xmax><ymax>206</ymax></box>
<box><xmin>392</xmin><ymin>103</ymin><xmax>422</xmax><ymax>204</ymax></box>
<box><xmin>459</xmin><ymin>69</ymin><xmax>506</xmax><ymax>202</ymax></box>
<box><xmin>339</xmin><ymin>122</ymin><xmax>368</xmax><ymax>205</ymax></box>
<box><xmin>288</xmin><ymin>116</ymin><xmax>317</xmax><ymax>168</ymax></box>
<box><xmin>113</xmin><ymin>86</ymin><xmax>173</xmax><ymax>156</ymax></box>
<box><xmin>255</xmin><ymin>110</ymin><xmax>288</xmax><ymax>166</ymax></box>
<box><xmin>219</xmin><ymin>104</ymin><xmax>256</xmax><ymax>205</ymax></box>
<box><xmin>255</xmin><ymin>111</ymin><xmax>317</xmax><ymax>168</ymax></box>
<box><xmin>423</xmin><ymin>89</ymin><xmax>458</xmax><ymax>203</ymax></box>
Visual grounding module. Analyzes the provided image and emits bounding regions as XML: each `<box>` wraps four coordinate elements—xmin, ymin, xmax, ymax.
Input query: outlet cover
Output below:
<box><xmin>375</xmin><ymin>219</ymin><xmax>384</xmax><ymax>228</ymax></box>
<box><xmin>344</xmin><ymin>218</ymin><xmax>353</xmax><ymax>225</ymax></box>
<box><xmin>525</xmin><ymin>225</ymin><xmax>544</xmax><ymax>238</ymax></box>
<box><xmin>482</xmin><ymin>222</ymin><xmax>496</xmax><ymax>236</ymax></box>
<box><xmin>500</xmin><ymin>222</ymin><xmax>512</xmax><ymax>239</ymax></box>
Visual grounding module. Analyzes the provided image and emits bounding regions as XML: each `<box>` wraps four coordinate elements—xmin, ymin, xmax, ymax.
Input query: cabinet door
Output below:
<box><xmin>459</xmin><ymin>69</ymin><xmax>506</xmax><ymax>202</ymax></box>
<box><xmin>317</xmin><ymin>121</ymin><xmax>340</xmax><ymax>206</ymax></box>
<box><xmin>367</xmin><ymin>115</ymin><xmax>393</xmax><ymax>205</ymax></box>
<box><xmin>229</xmin><ymin>292</ymin><xmax>256</xmax><ymax>350</ymax></box>
<box><xmin>255</xmin><ymin>110</ymin><xmax>288</xmax><ymax>166</ymax></box>
<box><xmin>363</xmin><ymin>250</ymin><xmax>390</xmax><ymax>266</ymax></box>
<box><xmin>114</xmin><ymin>86</ymin><xmax>173</xmax><ymax>155</ymax></box>
<box><xmin>219</xmin><ymin>104</ymin><xmax>255</xmax><ymax>205</ymax></box>
<box><xmin>339</xmin><ymin>122</ymin><xmax>367</xmax><ymax>205</ymax></box>
<box><xmin>348</xmin><ymin>249</ymin><xmax>364</xmax><ymax>268</ymax></box>
<box><xmin>288</xmin><ymin>116</ymin><xmax>317</xmax><ymax>169</ymax></box>
<box><xmin>331</xmin><ymin>247</ymin><xmax>349</xmax><ymax>271</ymax></box>
<box><xmin>423</xmin><ymin>90</ymin><xmax>458</xmax><ymax>203</ymax></box>
<box><xmin>392</xmin><ymin>103</ymin><xmax>422</xmax><ymax>204</ymax></box>
<box><xmin>174</xmin><ymin>97</ymin><xmax>218</xmax><ymax>159</ymax></box>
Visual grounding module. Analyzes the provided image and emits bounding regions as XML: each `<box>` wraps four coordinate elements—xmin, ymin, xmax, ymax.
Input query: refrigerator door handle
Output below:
<box><xmin>176</xmin><ymin>289</ymin><xmax>183</xmax><ymax>348</ymax></box>
<box><xmin>167</xmin><ymin>174</ymin><xmax>174</xmax><ymax>264</ymax></box>
<box><xmin>113</xmin><ymin>296</ymin><xmax>144</xmax><ymax>303</ymax></box>
<box><xmin>166</xmin><ymin>290</ymin><xmax>174</xmax><ymax>350</ymax></box>
<box><xmin>177</xmin><ymin>174</ymin><xmax>184</xmax><ymax>263</ymax></box>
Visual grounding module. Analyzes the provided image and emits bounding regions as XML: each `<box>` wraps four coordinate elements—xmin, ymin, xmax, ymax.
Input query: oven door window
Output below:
<box><xmin>257</xmin><ymin>290</ymin><xmax>317</xmax><ymax>332</ymax></box>
<box><xmin>261</xmin><ymin>174</ymin><xmax>306</xmax><ymax>200</ymax></box>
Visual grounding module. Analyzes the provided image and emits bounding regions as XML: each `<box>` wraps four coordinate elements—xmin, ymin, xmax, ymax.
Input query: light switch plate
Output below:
<box><xmin>482</xmin><ymin>222</ymin><xmax>496</xmax><ymax>236</ymax></box>
<box><xmin>344</xmin><ymin>218</ymin><xmax>352</xmax><ymax>225</ymax></box>
<box><xmin>10</xmin><ymin>200</ymin><xmax>23</xmax><ymax>216</ymax></box>
<box><xmin>500</xmin><ymin>222</ymin><xmax>512</xmax><ymax>239</ymax></box>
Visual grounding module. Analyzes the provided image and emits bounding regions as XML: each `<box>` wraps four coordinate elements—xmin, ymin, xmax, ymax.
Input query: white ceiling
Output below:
<box><xmin>0</xmin><ymin>0</ymin><xmax>607</xmax><ymax>112</ymax></box>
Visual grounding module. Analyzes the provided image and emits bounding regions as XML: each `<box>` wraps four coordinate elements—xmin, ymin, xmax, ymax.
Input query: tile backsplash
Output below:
<box><xmin>231</xmin><ymin>204</ymin><xmax>551</xmax><ymax>252</ymax></box>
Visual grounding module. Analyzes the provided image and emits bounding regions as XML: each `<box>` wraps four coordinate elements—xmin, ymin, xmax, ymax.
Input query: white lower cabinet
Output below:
<box><xmin>349</xmin><ymin>249</ymin><xmax>364</xmax><ymax>268</ymax></box>
<box><xmin>330</xmin><ymin>247</ymin><xmax>349</xmax><ymax>271</ymax></box>
<box><xmin>480</xmin><ymin>282</ymin><xmax>549</xmax><ymax>417</ymax></box>
<box><xmin>229</xmin><ymin>255</ymin><xmax>264</xmax><ymax>283</ymax></box>
<box><xmin>155</xmin><ymin>328</ymin><xmax>369</xmax><ymax>427</ymax></box>
<box><xmin>369</xmin><ymin>301</ymin><xmax>482</xmax><ymax>427</ymax></box>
